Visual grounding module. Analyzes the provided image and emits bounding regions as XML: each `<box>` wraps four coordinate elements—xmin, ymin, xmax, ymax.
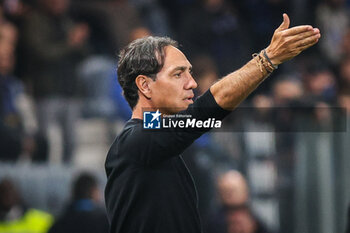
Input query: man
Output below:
<box><xmin>21</xmin><ymin>0</ymin><xmax>89</xmax><ymax>162</ymax></box>
<box><xmin>105</xmin><ymin>14</ymin><xmax>321</xmax><ymax>233</ymax></box>
<box><xmin>48</xmin><ymin>172</ymin><xmax>109</xmax><ymax>233</ymax></box>
<box><xmin>0</xmin><ymin>178</ymin><xmax>53</xmax><ymax>233</ymax></box>
<box><xmin>206</xmin><ymin>170</ymin><xmax>270</xmax><ymax>233</ymax></box>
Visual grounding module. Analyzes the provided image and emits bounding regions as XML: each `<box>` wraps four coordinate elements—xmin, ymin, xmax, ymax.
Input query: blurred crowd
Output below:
<box><xmin>0</xmin><ymin>0</ymin><xmax>349</xmax><ymax>162</ymax></box>
<box><xmin>0</xmin><ymin>0</ymin><xmax>349</xmax><ymax>163</ymax></box>
<box><xmin>0</xmin><ymin>169</ymin><xmax>268</xmax><ymax>233</ymax></box>
<box><xmin>0</xmin><ymin>172</ymin><xmax>109</xmax><ymax>233</ymax></box>
<box><xmin>1</xmin><ymin>0</ymin><xmax>350</xmax><ymax>232</ymax></box>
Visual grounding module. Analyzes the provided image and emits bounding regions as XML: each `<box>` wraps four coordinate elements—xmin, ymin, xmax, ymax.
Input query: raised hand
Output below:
<box><xmin>265</xmin><ymin>13</ymin><xmax>321</xmax><ymax>65</ymax></box>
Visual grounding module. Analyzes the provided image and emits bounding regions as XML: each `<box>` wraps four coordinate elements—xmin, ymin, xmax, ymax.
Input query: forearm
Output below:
<box><xmin>210</xmin><ymin>56</ymin><xmax>269</xmax><ymax>110</ymax></box>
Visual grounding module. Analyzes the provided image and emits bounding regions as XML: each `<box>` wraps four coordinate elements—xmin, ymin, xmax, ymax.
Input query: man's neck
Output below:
<box><xmin>131</xmin><ymin>108</ymin><xmax>143</xmax><ymax>119</ymax></box>
<box><xmin>131</xmin><ymin>98</ymin><xmax>156</xmax><ymax>119</ymax></box>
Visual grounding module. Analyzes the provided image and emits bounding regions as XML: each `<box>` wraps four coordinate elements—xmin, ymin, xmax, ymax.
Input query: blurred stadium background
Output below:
<box><xmin>0</xmin><ymin>0</ymin><xmax>350</xmax><ymax>232</ymax></box>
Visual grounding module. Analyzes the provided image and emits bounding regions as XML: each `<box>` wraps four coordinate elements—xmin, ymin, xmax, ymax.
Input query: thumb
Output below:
<box><xmin>276</xmin><ymin>13</ymin><xmax>290</xmax><ymax>31</ymax></box>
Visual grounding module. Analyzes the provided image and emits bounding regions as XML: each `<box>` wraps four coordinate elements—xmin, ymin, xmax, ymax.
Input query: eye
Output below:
<box><xmin>174</xmin><ymin>72</ymin><xmax>181</xmax><ymax>77</ymax></box>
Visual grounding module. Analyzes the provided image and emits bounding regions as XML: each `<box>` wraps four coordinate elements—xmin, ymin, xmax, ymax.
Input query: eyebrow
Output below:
<box><xmin>171</xmin><ymin>66</ymin><xmax>192</xmax><ymax>73</ymax></box>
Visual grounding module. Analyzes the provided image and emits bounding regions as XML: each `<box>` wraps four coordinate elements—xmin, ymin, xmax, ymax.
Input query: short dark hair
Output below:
<box><xmin>117</xmin><ymin>36</ymin><xmax>178</xmax><ymax>109</ymax></box>
<box><xmin>72</xmin><ymin>172</ymin><xmax>97</xmax><ymax>201</ymax></box>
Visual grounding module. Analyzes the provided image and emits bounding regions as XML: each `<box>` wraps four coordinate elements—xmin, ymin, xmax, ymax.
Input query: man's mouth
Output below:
<box><xmin>184</xmin><ymin>96</ymin><xmax>194</xmax><ymax>103</ymax></box>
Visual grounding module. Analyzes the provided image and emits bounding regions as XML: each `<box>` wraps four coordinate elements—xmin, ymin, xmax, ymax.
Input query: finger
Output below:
<box><xmin>293</xmin><ymin>34</ymin><xmax>320</xmax><ymax>50</ymax></box>
<box><xmin>298</xmin><ymin>37</ymin><xmax>319</xmax><ymax>49</ymax></box>
<box><xmin>282</xmin><ymin>25</ymin><xmax>314</xmax><ymax>36</ymax></box>
<box><xmin>294</xmin><ymin>39</ymin><xmax>319</xmax><ymax>54</ymax></box>
<box><xmin>276</xmin><ymin>13</ymin><xmax>290</xmax><ymax>31</ymax></box>
<box><xmin>286</xmin><ymin>28</ymin><xmax>320</xmax><ymax>43</ymax></box>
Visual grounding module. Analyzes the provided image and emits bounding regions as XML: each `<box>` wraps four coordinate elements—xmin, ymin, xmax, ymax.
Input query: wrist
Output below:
<box><xmin>263</xmin><ymin>49</ymin><xmax>278</xmax><ymax>70</ymax></box>
<box><xmin>252</xmin><ymin>50</ymin><xmax>277</xmax><ymax>76</ymax></box>
<box><xmin>265</xmin><ymin>47</ymin><xmax>280</xmax><ymax>66</ymax></box>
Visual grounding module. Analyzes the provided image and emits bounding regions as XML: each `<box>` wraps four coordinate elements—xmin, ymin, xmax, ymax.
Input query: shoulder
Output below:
<box><xmin>106</xmin><ymin>119</ymin><xmax>148</xmax><ymax>159</ymax></box>
<box><xmin>109</xmin><ymin>119</ymin><xmax>143</xmax><ymax>149</ymax></box>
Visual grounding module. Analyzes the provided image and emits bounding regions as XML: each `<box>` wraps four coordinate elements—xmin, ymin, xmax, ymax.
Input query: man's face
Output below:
<box><xmin>149</xmin><ymin>46</ymin><xmax>197</xmax><ymax>114</ymax></box>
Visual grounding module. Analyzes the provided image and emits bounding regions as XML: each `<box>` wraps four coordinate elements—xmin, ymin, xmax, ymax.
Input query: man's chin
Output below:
<box><xmin>160</xmin><ymin>105</ymin><xmax>188</xmax><ymax>115</ymax></box>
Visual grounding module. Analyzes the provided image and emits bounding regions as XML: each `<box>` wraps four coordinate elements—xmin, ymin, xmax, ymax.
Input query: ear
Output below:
<box><xmin>135</xmin><ymin>75</ymin><xmax>153</xmax><ymax>99</ymax></box>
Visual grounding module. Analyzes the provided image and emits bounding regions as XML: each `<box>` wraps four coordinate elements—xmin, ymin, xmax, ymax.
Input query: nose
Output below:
<box><xmin>185</xmin><ymin>72</ymin><xmax>198</xmax><ymax>90</ymax></box>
